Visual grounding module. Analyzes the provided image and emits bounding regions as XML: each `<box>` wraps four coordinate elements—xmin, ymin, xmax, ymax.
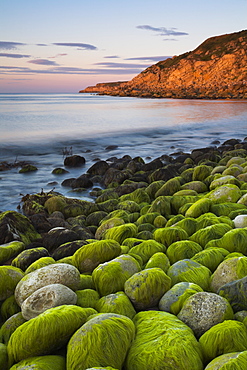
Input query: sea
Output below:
<box><xmin>0</xmin><ymin>93</ymin><xmax>247</xmax><ymax>212</ymax></box>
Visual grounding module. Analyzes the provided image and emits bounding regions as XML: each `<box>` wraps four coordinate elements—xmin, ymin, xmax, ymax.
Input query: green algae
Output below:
<box><xmin>0</xmin><ymin>266</ymin><xmax>24</xmax><ymax>301</ymax></box>
<box><xmin>75</xmin><ymin>289</ymin><xmax>100</xmax><ymax>309</ymax></box>
<box><xmin>9</xmin><ymin>355</ymin><xmax>66</xmax><ymax>370</ymax></box>
<box><xmin>145</xmin><ymin>252</ymin><xmax>170</xmax><ymax>272</ymax></box>
<box><xmin>0</xmin><ymin>241</ymin><xmax>25</xmax><ymax>265</ymax></box>
<box><xmin>166</xmin><ymin>240</ymin><xmax>202</xmax><ymax>265</ymax></box>
<box><xmin>95</xmin><ymin>291</ymin><xmax>136</xmax><ymax>319</ymax></box>
<box><xmin>153</xmin><ymin>226</ymin><xmax>188</xmax><ymax>247</ymax></box>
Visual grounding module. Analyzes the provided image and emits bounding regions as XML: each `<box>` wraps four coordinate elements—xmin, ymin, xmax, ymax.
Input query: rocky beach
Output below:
<box><xmin>1</xmin><ymin>136</ymin><xmax>247</xmax><ymax>369</ymax></box>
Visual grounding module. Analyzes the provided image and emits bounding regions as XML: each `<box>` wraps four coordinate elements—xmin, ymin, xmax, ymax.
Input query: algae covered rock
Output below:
<box><xmin>67</xmin><ymin>313</ymin><xmax>135</xmax><ymax>370</ymax></box>
<box><xmin>199</xmin><ymin>320</ymin><xmax>247</xmax><ymax>363</ymax></box>
<box><xmin>206</xmin><ymin>228</ymin><xmax>247</xmax><ymax>255</ymax></box>
<box><xmin>102</xmin><ymin>223</ymin><xmax>138</xmax><ymax>244</ymax></box>
<box><xmin>185</xmin><ymin>198</ymin><xmax>212</xmax><ymax>218</ymax></box>
<box><xmin>128</xmin><ymin>239</ymin><xmax>166</xmax><ymax>264</ymax></box>
<box><xmin>7</xmin><ymin>305</ymin><xmax>96</xmax><ymax>366</ymax></box>
<box><xmin>124</xmin><ymin>267</ymin><xmax>171</xmax><ymax>310</ymax></box>
<box><xmin>233</xmin><ymin>214</ymin><xmax>247</xmax><ymax>228</ymax></box>
<box><xmin>209</xmin><ymin>175</ymin><xmax>241</xmax><ymax>190</ymax></box>
<box><xmin>0</xmin><ymin>343</ymin><xmax>7</xmax><ymax>370</ymax></box>
<box><xmin>0</xmin><ymin>241</ymin><xmax>25</xmax><ymax>265</ymax></box>
<box><xmin>0</xmin><ymin>295</ymin><xmax>20</xmax><ymax>322</ymax></box>
<box><xmin>146</xmin><ymin>196</ymin><xmax>171</xmax><ymax>217</ymax></box>
<box><xmin>190</xmin><ymin>223</ymin><xmax>232</xmax><ymax>248</ymax></box>
<box><xmin>75</xmin><ymin>289</ymin><xmax>99</xmax><ymax>309</ymax></box>
<box><xmin>73</xmin><ymin>240</ymin><xmax>121</xmax><ymax>274</ymax></box>
<box><xmin>15</xmin><ymin>263</ymin><xmax>80</xmax><ymax>306</ymax></box>
<box><xmin>192</xmin><ymin>164</ymin><xmax>212</xmax><ymax>181</ymax></box>
<box><xmin>25</xmin><ymin>257</ymin><xmax>56</xmax><ymax>274</ymax></box>
<box><xmin>177</xmin><ymin>292</ymin><xmax>234</xmax><ymax>338</ymax></box>
<box><xmin>92</xmin><ymin>254</ymin><xmax>140</xmax><ymax>296</ymax></box>
<box><xmin>21</xmin><ymin>283</ymin><xmax>78</xmax><ymax>320</ymax></box>
<box><xmin>210</xmin><ymin>257</ymin><xmax>247</xmax><ymax>293</ymax></box>
<box><xmin>145</xmin><ymin>252</ymin><xmax>170</xmax><ymax>272</ymax></box>
<box><xmin>204</xmin><ymin>351</ymin><xmax>247</xmax><ymax>370</ymax></box>
<box><xmin>0</xmin><ymin>266</ymin><xmax>24</xmax><ymax>301</ymax></box>
<box><xmin>95</xmin><ymin>291</ymin><xmax>136</xmax><ymax>319</ymax></box>
<box><xmin>166</xmin><ymin>240</ymin><xmax>202</xmax><ymax>264</ymax></box>
<box><xmin>11</xmin><ymin>247</ymin><xmax>49</xmax><ymax>271</ymax></box>
<box><xmin>9</xmin><ymin>355</ymin><xmax>66</xmax><ymax>370</ymax></box>
<box><xmin>206</xmin><ymin>184</ymin><xmax>242</xmax><ymax>203</ymax></box>
<box><xmin>167</xmin><ymin>259</ymin><xmax>211</xmax><ymax>290</ymax></box>
<box><xmin>153</xmin><ymin>227</ymin><xmax>188</xmax><ymax>247</ymax></box>
<box><xmin>0</xmin><ymin>313</ymin><xmax>26</xmax><ymax>345</ymax></box>
<box><xmin>155</xmin><ymin>177</ymin><xmax>181</xmax><ymax>197</ymax></box>
<box><xmin>191</xmin><ymin>247</ymin><xmax>229</xmax><ymax>272</ymax></box>
<box><xmin>125</xmin><ymin>310</ymin><xmax>203</xmax><ymax>370</ymax></box>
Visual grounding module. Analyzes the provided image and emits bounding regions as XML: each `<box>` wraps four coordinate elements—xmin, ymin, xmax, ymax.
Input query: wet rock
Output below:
<box><xmin>21</xmin><ymin>283</ymin><xmax>78</xmax><ymax>320</ymax></box>
<box><xmin>42</xmin><ymin>227</ymin><xmax>79</xmax><ymax>252</ymax></box>
<box><xmin>19</xmin><ymin>164</ymin><xmax>38</xmax><ymax>173</ymax></box>
<box><xmin>71</xmin><ymin>174</ymin><xmax>93</xmax><ymax>189</ymax></box>
<box><xmin>11</xmin><ymin>247</ymin><xmax>50</xmax><ymax>271</ymax></box>
<box><xmin>52</xmin><ymin>240</ymin><xmax>88</xmax><ymax>260</ymax></box>
<box><xmin>87</xmin><ymin>160</ymin><xmax>110</xmax><ymax>176</ymax></box>
<box><xmin>177</xmin><ymin>292</ymin><xmax>234</xmax><ymax>338</ymax></box>
<box><xmin>52</xmin><ymin>167</ymin><xmax>69</xmax><ymax>174</ymax></box>
<box><xmin>64</xmin><ymin>155</ymin><xmax>85</xmax><ymax>167</ymax></box>
<box><xmin>218</xmin><ymin>275</ymin><xmax>247</xmax><ymax>312</ymax></box>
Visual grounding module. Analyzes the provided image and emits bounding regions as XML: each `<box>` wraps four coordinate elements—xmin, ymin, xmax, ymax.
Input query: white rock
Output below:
<box><xmin>233</xmin><ymin>214</ymin><xmax>247</xmax><ymax>228</ymax></box>
<box><xmin>21</xmin><ymin>283</ymin><xmax>77</xmax><ymax>320</ymax></box>
<box><xmin>15</xmin><ymin>263</ymin><xmax>80</xmax><ymax>306</ymax></box>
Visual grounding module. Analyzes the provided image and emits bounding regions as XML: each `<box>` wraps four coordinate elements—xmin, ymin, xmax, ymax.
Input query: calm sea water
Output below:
<box><xmin>0</xmin><ymin>93</ymin><xmax>247</xmax><ymax>212</ymax></box>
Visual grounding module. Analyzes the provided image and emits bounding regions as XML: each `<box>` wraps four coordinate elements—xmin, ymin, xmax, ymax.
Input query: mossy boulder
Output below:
<box><xmin>155</xmin><ymin>177</ymin><xmax>181</xmax><ymax>197</ymax></box>
<box><xmin>92</xmin><ymin>254</ymin><xmax>140</xmax><ymax>296</ymax></box>
<box><xmin>0</xmin><ymin>211</ymin><xmax>40</xmax><ymax>246</ymax></box>
<box><xmin>210</xmin><ymin>175</ymin><xmax>241</xmax><ymax>190</ymax></box>
<box><xmin>167</xmin><ymin>259</ymin><xmax>212</xmax><ymax>290</ymax></box>
<box><xmin>191</xmin><ymin>248</ymin><xmax>229</xmax><ymax>272</ymax></box>
<box><xmin>159</xmin><ymin>282</ymin><xmax>203</xmax><ymax>315</ymax></box>
<box><xmin>78</xmin><ymin>274</ymin><xmax>95</xmax><ymax>290</ymax></box>
<box><xmin>199</xmin><ymin>320</ymin><xmax>247</xmax><ymax>363</ymax></box>
<box><xmin>145</xmin><ymin>180</ymin><xmax>165</xmax><ymax>199</ymax></box>
<box><xmin>153</xmin><ymin>227</ymin><xmax>188</xmax><ymax>247</ymax></box>
<box><xmin>117</xmin><ymin>200</ymin><xmax>140</xmax><ymax>213</ymax></box>
<box><xmin>7</xmin><ymin>305</ymin><xmax>96</xmax><ymax>366</ymax></box>
<box><xmin>190</xmin><ymin>223</ymin><xmax>232</xmax><ymax>248</ymax></box>
<box><xmin>0</xmin><ymin>313</ymin><xmax>26</xmax><ymax>345</ymax></box>
<box><xmin>204</xmin><ymin>351</ymin><xmax>247</xmax><ymax>370</ymax></box>
<box><xmin>206</xmin><ymin>184</ymin><xmax>242</xmax><ymax>203</ymax></box>
<box><xmin>102</xmin><ymin>223</ymin><xmax>138</xmax><ymax>244</ymax></box>
<box><xmin>15</xmin><ymin>263</ymin><xmax>80</xmax><ymax>306</ymax></box>
<box><xmin>177</xmin><ymin>292</ymin><xmax>234</xmax><ymax>338</ymax></box>
<box><xmin>206</xmin><ymin>228</ymin><xmax>247</xmax><ymax>254</ymax></box>
<box><xmin>86</xmin><ymin>211</ymin><xmax>108</xmax><ymax>227</ymax></box>
<box><xmin>0</xmin><ymin>241</ymin><xmax>25</xmax><ymax>265</ymax></box>
<box><xmin>146</xmin><ymin>196</ymin><xmax>171</xmax><ymax>217</ymax></box>
<box><xmin>210</xmin><ymin>257</ymin><xmax>247</xmax><ymax>293</ymax></box>
<box><xmin>166</xmin><ymin>240</ymin><xmax>202</xmax><ymax>265</ymax></box>
<box><xmin>95</xmin><ymin>291</ymin><xmax>136</xmax><ymax>319</ymax></box>
<box><xmin>233</xmin><ymin>214</ymin><xmax>247</xmax><ymax>228</ymax></box>
<box><xmin>25</xmin><ymin>257</ymin><xmax>56</xmax><ymax>274</ymax></box>
<box><xmin>9</xmin><ymin>355</ymin><xmax>66</xmax><ymax>370</ymax></box>
<box><xmin>185</xmin><ymin>198</ymin><xmax>212</xmax><ymax>218</ymax></box>
<box><xmin>125</xmin><ymin>310</ymin><xmax>203</xmax><ymax>370</ymax></box>
<box><xmin>237</xmin><ymin>193</ymin><xmax>247</xmax><ymax>206</ymax></box>
<box><xmin>124</xmin><ymin>268</ymin><xmax>171</xmax><ymax>310</ymax></box>
<box><xmin>172</xmin><ymin>217</ymin><xmax>197</xmax><ymax>236</ymax></box>
<box><xmin>170</xmin><ymin>195</ymin><xmax>200</xmax><ymax>213</ymax></box>
<box><xmin>145</xmin><ymin>252</ymin><xmax>170</xmax><ymax>272</ymax></box>
<box><xmin>135</xmin><ymin>212</ymin><xmax>160</xmax><ymax>226</ymax></box>
<box><xmin>0</xmin><ymin>266</ymin><xmax>24</xmax><ymax>301</ymax></box>
<box><xmin>128</xmin><ymin>240</ymin><xmax>166</xmax><ymax>265</ymax></box>
<box><xmin>73</xmin><ymin>240</ymin><xmax>121</xmax><ymax>274</ymax></box>
<box><xmin>11</xmin><ymin>247</ymin><xmax>49</xmax><ymax>271</ymax></box>
<box><xmin>0</xmin><ymin>343</ymin><xmax>7</xmax><ymax>370</ymax></box>
<box><xmin>67</xmin><ymin>313</ymin><xmax>135</xmax><ymax>370</ymax></box>
<box><xmin>44</xmin><ymin>195</ymin><xmax>97</xmax><ymax>217</ymax></box>
<box><xmin>192</xmin><ymin>165</ymin><xmax>212</xmax><ymax>181</ymax></box>
<box><xmin>0</xmin><ymin>295</ymin><xmax>20</xmax><ymax>322</ymax></box>
<box><xmin>181</xmin><ymin>181</ymin><xmax>207</xmax><ymax>193</ymax></box>
<box><xmin>95</xmin><ymin>217</ymin><xmax>125</xmax><ymax>240</ymax></box>
<box><xmin>153</xmin><ymin>215</ymin><xmax>167</xmax><ymax>228</ymax></box>
<box><xmin>75</xmin><ymin>289</ymin><xmax>100</xmax><ymax>309</ymax></box>
<box><xmin>120</xmin><ymin>188</ymin><xmax>150</xmax><ymax>204</ymax></box>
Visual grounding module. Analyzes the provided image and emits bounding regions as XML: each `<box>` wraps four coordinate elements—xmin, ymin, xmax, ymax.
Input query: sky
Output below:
<box><xmin>0</xmin><ymin>0</ymin><xmax>246</xmax><ymax>93</ymax></box>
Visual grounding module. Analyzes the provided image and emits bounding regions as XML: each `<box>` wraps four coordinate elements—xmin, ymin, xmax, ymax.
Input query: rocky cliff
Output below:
<box><xmin>80</xmin><ymin>30</ymin><xmax>247</xmax><ymax>99</ymax></box>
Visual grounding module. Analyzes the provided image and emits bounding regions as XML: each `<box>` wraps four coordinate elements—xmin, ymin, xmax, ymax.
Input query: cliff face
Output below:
<box><xmin>80</xmin><ymin>30</ymin><xmax>247</xmax><ymax>99</ymax></box>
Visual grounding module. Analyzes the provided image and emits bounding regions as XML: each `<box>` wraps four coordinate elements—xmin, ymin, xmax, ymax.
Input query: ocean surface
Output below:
<box><xmin>0</xmin><ymin>93</ymin><xmax>247</xmax><ymax>212</ymax></box>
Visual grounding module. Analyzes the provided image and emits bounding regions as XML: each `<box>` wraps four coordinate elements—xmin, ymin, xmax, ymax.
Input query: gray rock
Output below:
<box><xmin>177</xmin><ymin>291</ymin><xmax>234</xmax><ymax>338</ymax></box>
<box><xmin>218</xmin><ymin>276</ymin><xmax>247</xmax><ymax>312</ymax></box>
<box><xmin>21</xmin><ymin>283</ymin><xmax>77</xmax><ymax>320</ymax></box>
<box><xmin>15</xmin><ymin>263</ymin><xmax>80</xmax><ymax>306</ymax></box>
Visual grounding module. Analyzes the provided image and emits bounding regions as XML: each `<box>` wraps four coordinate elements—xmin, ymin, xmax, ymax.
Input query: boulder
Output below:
<box><xmin>67</xmin><ymin>313</ymin><xmax>135</xmax><ymax>370</ymax></box>
<box><xmin>177</xmin><ymin>292</ymin><xmax>234</xmax><ymax>338</ymax></box>
<box><xmin>15</xmin><ymin>263</ymin><xmax>80</xmax><ymax>306</ymax></box>
<box><xmin>0</xmin><ymin>312</ymin><xmax>26</xmax><ymax>345</ymax></box>
<box><xmin>204</xmin><ymin>351</ymin><xmax>247</xmax><ymax>370</ymax></box>
<box><xmin>11</xmin><ymin>247</ymin><xmax>49</xmax><ymax>271</ymax></box>
<box><xmin>0</xmin><ymin>241</ymin><xmax>25</xmax><ymax>265</ymax></box>
<box><xmin>166</xmin><ymin>240</ymin><xmax>202</xmax><ymax>264</ymax></box>
<box><xmin>21</xmin><ymin>283</ymin><xmax>78</xmax><ymax>320</ymax></box>
<box><xmin>95</xmin><ymin>291</ymin><xmax>136</xmax><ymax>319</ymax></box>
<box><xmin>206</xmin><ymin>184</ymin><xmax>242</xmax><ymax>203</ymax></box>
<box><xmin>0</xmin><ymin>266</ymin><xmax>24</xmax><ymax>301</ymax></box>
<box><xmin>64</xmin><ymin>155</ymin><xmax>85</xmax><ymax>167</ymax></box>
<box><xmin>9</xmin><ymin>355</ymin><xmax>66</xmax><ymax>370</ymax></box>
<box><xmin>218</xmin><ymin>276</ymin><xmax>247</xmax><ymax>312</ymax></box>
<box><xmin>75</xmin><ymin>289</ymin><xmax>100</xmax><ymax>309</ymax></box>
<box><xmin>42</xmin><ymin>227</ymin><xmax>79</xmax><ymax>253</ymax></box>
<box><xmin>0</xmin><ymin>295</ymin><xmax>20</xmax><ymax>322</ymax></box>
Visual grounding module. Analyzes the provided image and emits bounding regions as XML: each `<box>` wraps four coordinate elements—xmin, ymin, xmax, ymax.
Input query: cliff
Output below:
<box><xmin>80</xmin><ymin>30</ymin><xmax>247</xmax><ymax>99</ymax></box>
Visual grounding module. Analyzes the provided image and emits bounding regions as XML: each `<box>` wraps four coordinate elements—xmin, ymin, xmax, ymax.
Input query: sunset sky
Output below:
<box><xmin>1</xmin><ymin>0</ymin><xmax>246</xmax><ymax>93</ymax></box>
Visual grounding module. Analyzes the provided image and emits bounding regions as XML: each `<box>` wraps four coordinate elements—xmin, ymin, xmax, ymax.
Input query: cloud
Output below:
<box><xmin>0</xmin><ymin>53</ymin><xmax>31</xmax><ymax>58</ymax></box>
<box><xmin>49</xmin><ymin>53</ymin><xmax>67</xmax><ymax>58</ymax></box>
<box><xmin>136</xmin><ymin>25</ymin><xmax>188</xmax><ymax>37</ymax></box>
<box><xmin>36</xmin><ymin>44</ymin><xmax>48</xmax><ymax>46</ymax></box>
<box><xmin>94</xmin><ymin>61</ymin><xmax>149</xmax><ymax>68</ymax></box>
<box><xmin>53</xmin><ymin>42</ymin><xmax>97</xmax><ymax>50</ymax></box>
<box><xmin>0</xmin><ymin>41</ymin><xmax>26</xmax><ymax>50</ymax></box>
<box><xmin>104</xmin><ymin>55</ymin><xmax>120</xmax><ymax>59</ymax></box>
<box><xmin>125</xmin><ymin>56</ymin><xmax>171</xmax><ymax>62</ymax></box>
<box><xmin>28</xmin><ymin>59</ymin><xmax>59</xmax><ymax>66</ymax></box>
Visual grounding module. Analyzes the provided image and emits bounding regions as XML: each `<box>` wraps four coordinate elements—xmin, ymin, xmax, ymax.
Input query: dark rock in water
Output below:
<box><xmin>223</xmin><ymin>138</ymin><xmax>241</xmax><ymax>146</ymax></box>
<box><xmin>149</xmin><ymin>164</ymin><xmax>179</xmax><ymax>182</ymax></box>
<box><xmin>52</xmin><ymin>240</ymin><xmax>88</xmax><ymax>260</ymax></box>
<box><xmin>64</xmin><ymin>155</ymin><xmax>86</xmax><ymax>167</ymax></box>
<box><xmin>61</xmin><ymin>178</ymin><xmax>76</xmax><ymax>187</ymax></box>
<box><xmin>42</xmin><ymin>227</ymin><xmax>79</xmax><ymax>252</ymax></box>
<box><xmin>19</xmin><ymin>164</ymin><xmax>38</xmax><ymax>173</ymax></box>
<box><xmin>142</xmin><ymin>158</ymin><xmax>163</xmax><ymax>172</ymax></box>
<box><xmin>103</xmin><ymin>168</ymin><xmax>130</xmax><ymax>187</ymax></box>
<box><xmin>218</xmin><ymin>276</ymin><xmax>247</xmax><ymax>312</ymax></box>
<box><xmin>71</xmin><ymin>174</ymin><xmax>93</xmax><ymax>189</ymax></box>
<box><xmin>11</xmin><ymin>247</ymin><xmax>50</xmax><ymax>271</ymax></box>
<box><xmin>52</xmin><ymin>168</ymin><xmax>69</xmax><ymax>175</ymax></box>
<box><xmin>105</xmin><ymin>145</ymin><xmax>118</xmax><ymax>151</ymax></box>
<box><xmin>87</xmin><ymin>160</ymin><xmax>110</xmax><ymax>176</ymax></box>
